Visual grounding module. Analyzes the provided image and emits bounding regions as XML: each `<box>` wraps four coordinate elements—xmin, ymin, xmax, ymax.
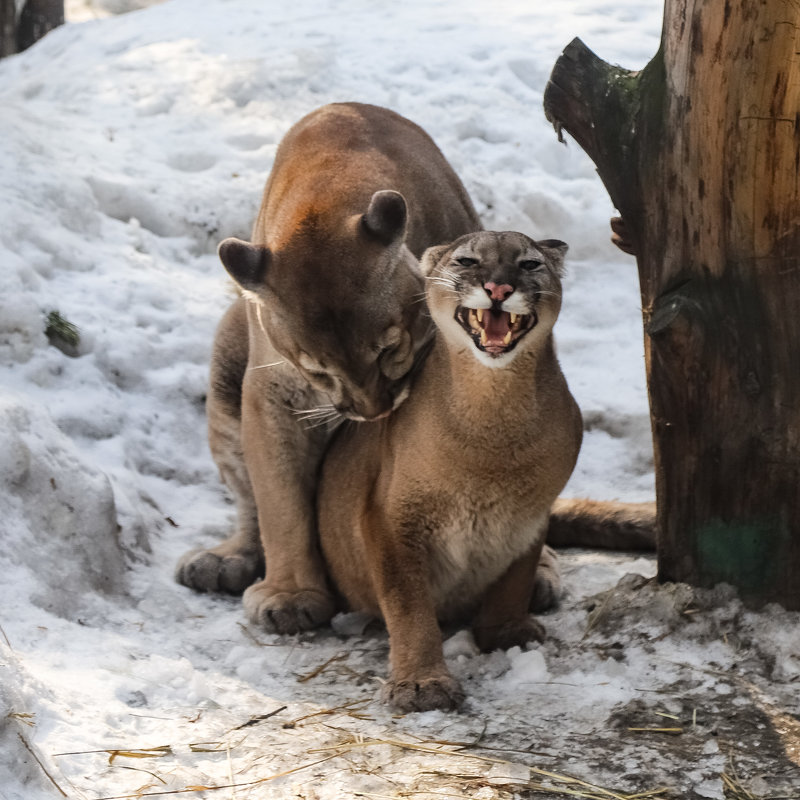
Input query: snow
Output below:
<box><xmin>1</xmin><ymin>1</ymin><xmax>799</xmax><ymax>799</ymax></box>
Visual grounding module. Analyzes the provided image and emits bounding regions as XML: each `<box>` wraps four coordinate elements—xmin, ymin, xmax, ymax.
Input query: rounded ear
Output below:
<box><xmin>361</xmin><ymin>190</ymin><xmax>407</xmax><ymax>245</ymax></box>
<box><xmin>419</xmin><ymin>243</ymin><xmax>453</xmax><ymax>276</ymax></box>
<box><xmin>218</xmin><ymin>238</ymin><xmax>271</xmax><ymax>291</ymax></box>
<box><xmin>536</xmin><ymin>239</ymin><xmax>568</xmax><ymax>274</ymax></box>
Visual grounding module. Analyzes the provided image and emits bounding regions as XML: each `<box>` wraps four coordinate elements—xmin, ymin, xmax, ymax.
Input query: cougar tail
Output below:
<box><xmin>546</xmin><ymin>497</ymin><xmax>656</xmax><ymax>551</ymax></box>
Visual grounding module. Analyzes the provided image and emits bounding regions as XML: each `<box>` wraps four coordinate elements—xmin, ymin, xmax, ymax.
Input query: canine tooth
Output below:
<box><xmin>509</xmin><ymin>312</ymin><xmax>518</xmax><ymax>325</ymax></box>
<box><xmin>503</xmin><ymin>330</ymin><xmax>512</xmax><ymax>346</ymax></box>
<box><xmin>480</xmin><ymin>328</ymin><xmax>488</xmax><ymax>345</ymax></box>
<box><xmin>476</xmin><ymin>308</ymin><xmax>484</xmax><ymax>324</ymax></box>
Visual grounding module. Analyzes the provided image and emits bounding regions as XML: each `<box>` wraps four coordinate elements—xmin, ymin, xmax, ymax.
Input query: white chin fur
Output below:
<box><xmin>469</xmin><ymin>344</ymin><xmax>520</xmax><ymax>369</ymax></box>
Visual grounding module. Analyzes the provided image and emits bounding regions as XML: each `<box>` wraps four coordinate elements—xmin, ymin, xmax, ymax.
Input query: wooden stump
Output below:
<box><xmin>544</xmin><ymin>0</ymin><xmax>800</xmax><ymax>609</ymax></box>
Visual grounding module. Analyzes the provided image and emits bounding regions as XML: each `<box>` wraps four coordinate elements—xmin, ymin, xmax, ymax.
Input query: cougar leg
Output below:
<box><xmin>239</xmin><ymin>371</ymin><xmax>335</xmax><ymax>635</ymax></box>
<box><xmin>472</xmin><ymin>538</ymin><xmax>548</xmax><ymax>652</ymax></box>
<box><xmin>176</xmin><ymin>299</ymin><xmax>264</xmax><ymax>594</ymax></box>
<box><xmin>366</xmin><ymin>512</ymin><xmax>464</xmax><ymax>713</ymax></box>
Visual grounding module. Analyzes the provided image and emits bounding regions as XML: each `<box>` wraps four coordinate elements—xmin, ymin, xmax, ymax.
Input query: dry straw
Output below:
<box><xmin>50</xmin><ymin>724</ymin><xmax>671</xmax><ymax>799</ymax></box>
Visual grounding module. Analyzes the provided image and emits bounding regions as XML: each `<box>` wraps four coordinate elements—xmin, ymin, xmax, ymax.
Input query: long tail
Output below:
<box><xmin>546</xmin><ymin>497</ymin><xmax>656</xmax><ymax>551</ymax></box>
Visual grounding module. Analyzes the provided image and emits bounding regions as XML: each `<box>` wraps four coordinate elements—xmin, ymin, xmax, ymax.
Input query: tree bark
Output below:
<box><xmin>1</xmin><ymin>0</ymin><xmax>17</xmax><ymax>57</ymax></box>
<box><xmin>0</xmin><ymin>0</ymin><xmax>63</xmax><ymax>57</ymax></box>
<box><xmin>544</xmin><ymin>0</ymin><xmax>800</xmax><ymax>610</ymax></box>
<box><xmin>16</xmin><ymin>0</ymin><xmax>63</xmax><ymax>52</ymax></box>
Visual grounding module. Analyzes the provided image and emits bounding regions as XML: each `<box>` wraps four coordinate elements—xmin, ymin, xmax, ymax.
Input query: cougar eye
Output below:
<box><xmin>519</xmin><ymin>259</ymin><xmax>543</xmax><ymax>271</ymax></box>
<box><xmin>456</xmin><ymin>256</ymin><xmax>478</xmax><ymax>267</ymax></box>
<box><xmin>307</xmin><ymin>370</ymin><xmax>335</xmax><ymax>390</ymax></box>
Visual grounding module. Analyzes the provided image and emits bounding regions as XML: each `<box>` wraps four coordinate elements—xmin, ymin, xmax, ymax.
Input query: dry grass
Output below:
<box><xmin>17</xmin><ymin>733</ymin><xmax>68</xmax><ymax>798</ymax></box>
<box><xmin>92</xmin><ymin>753</ymin><xmax>341</xmax><ymax>800</ymax></box>
<box><xmin>48</xmin><ymin>724</ymin><xmax>674</xmax><ymax>800</ymax></box>
<box><xmin>721</xmin><ymin>770</ymin><xmax>757</xmax><ymax>800</ymax></box>
<box><xmin>296</xmin><ymin>652</ymin><xmax>349</xmax><ymax>683</ymax></box>
<box><xmin>308</xmin><ymin>735</ymin><xmax>671</xmax><ymax>800</ymax></box>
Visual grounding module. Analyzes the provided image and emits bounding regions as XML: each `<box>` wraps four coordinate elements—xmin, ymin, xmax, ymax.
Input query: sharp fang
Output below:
<box><xmin>503</xmin><ymin>330</ymin><xmax>512</xmax><ymax>346</ymax></box>
<box><xmin>480</xmin><ymin>328</ymin><xmax>488</xmax><ymax>346</ymax></box>
<box><xmin>509</xmin><ymin>312</ymin><xmax>518</xmax><ymax>325</ymax></box>
<box><xmin>476</xmin><ymin>308</ymin><xmax>484</xmax><ymax>324</ymax></box>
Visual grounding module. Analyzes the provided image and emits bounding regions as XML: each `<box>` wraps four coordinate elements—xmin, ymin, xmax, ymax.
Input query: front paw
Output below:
<box><xmin>176</xmin><ymin>547</ymin><xmax>262</xmax><ymax>595</ymax></box>
<box><xmin>243</xmin><ymin>581</ymin><xmax>335</xmax><ymax>634</ymax></box>
<box><xmin>382</xmin><ymin>674</ymin><xmax>465</xmax><ymax>713</ymax></box>
<box><xmin>474</xmin><ymin>615</ymin><xmax>546</xmax><ymax>653</ymax></box>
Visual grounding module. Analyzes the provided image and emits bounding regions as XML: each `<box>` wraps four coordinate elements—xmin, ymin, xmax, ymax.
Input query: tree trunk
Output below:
<box><xmin>16</xmin><ymin>0</ymin><xmax>63</xmax><ymax>52</ymax></box>
<box><xmin>0</xmin><ymin>0</ymin><xmax>63</xmax><ymax>57</ymax></box>
<box><xmin>544</xmin><ymin>0</ymin><xmax>800</xmax><ymax>610</ymax></box>
<box><xmin>1</xmin><ymin>0</ymin><xmax>17</xmax><ymax>57</ymax></box>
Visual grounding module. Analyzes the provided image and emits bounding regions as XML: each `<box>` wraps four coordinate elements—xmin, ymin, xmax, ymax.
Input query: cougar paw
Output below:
<box><xmin>175</xmin><ymin>547</ymin><xmax>262</xmax><ymax>595</ymax></box>
<box><xmin>383</xmin><ymin>673</ymin><xmax>465</xmax><ymax>713</ymax></box>
<box><xmin>474</xmin><ymin>615</ymin><xmax>546</xmax><ymax>653</ymax></box>
<box><xmin>242</xmin><ymin>581</ymin><xmax>335</xmax><ymax>634</ymax></box>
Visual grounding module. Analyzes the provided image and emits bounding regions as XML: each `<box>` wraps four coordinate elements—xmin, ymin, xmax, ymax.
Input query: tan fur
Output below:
<box><xmin>547</xmin><ymin>497</ymin><xmax>656</xmax><ymax>550</ymax></box>
<box><xmin>317</xmin><ymin>231</ymin><xmax>583</xmax><ymax>712</ymax></box>
<box><xmin>175</xmin><ymin>103</ymin><xmax>481</xmax><ymax>633</ymax></box>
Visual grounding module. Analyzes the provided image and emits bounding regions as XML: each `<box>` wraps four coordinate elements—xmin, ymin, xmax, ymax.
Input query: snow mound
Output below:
<box><xmin>0</xmin><ymin>649</ymin><xmax>66</xmax><ymax>800</ymax></box>
<box><xmin>0</xmin><ymin>392</ymin><xmax>126</xmax><ymax>616</ymax></box>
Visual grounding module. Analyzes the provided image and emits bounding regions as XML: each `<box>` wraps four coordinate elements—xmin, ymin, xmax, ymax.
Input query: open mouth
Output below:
<box><xmin>455</xmin><ymin>306</ymin><xmax>537</xmax><ymax>356</ymax></box>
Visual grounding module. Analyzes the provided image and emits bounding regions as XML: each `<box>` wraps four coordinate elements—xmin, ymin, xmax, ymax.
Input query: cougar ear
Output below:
<box><xmin>361</xmin><ymin>190</ymin><xmax>407</xmax><ymax>245</ymax></box>
<box><xmin>536</xmin><ymin>239</ymin><xmax>568</xmax><ymax>274</ymax></box>
<box><xmin>218</xmin><ymin>238</ymin><xmax>271</xmax><ymax>291</ymax></box>
<box><xmin>419</xmin><ymin>243</ymin><xmax>453</xmax><ymax>276</ymax></box>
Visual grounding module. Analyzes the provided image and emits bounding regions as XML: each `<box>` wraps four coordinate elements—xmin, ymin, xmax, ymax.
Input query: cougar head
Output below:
<box><xmin>421</xmin><ymin>231</ymin><xmax>567</xmax><ymax>368</ymax></box>
<box><xmin>218</xmin><ymin>191</ymin><xmax>431</xmax><ymax>420</ymax></box>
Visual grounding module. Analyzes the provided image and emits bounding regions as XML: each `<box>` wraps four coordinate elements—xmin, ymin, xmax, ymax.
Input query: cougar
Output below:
<box><xmin>317</xmin><ymin>230</ymin><xmax>585</xmax><ymax>712</ymax></box>
<box><xmin>175</xmin><ymin>103</ymin><xmax>482</xmax><ymax>633</ymax></box>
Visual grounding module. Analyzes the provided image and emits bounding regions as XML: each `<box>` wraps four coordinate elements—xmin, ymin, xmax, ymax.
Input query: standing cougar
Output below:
<box><xmin>175</xmin><ymin>103</ymin><xmax>482</xmax><ymax>633</ymax></box>
<box><xmin>318</xmin><ymin>230</ymin><xmax>583</xmax><ymax>712</ymax></box>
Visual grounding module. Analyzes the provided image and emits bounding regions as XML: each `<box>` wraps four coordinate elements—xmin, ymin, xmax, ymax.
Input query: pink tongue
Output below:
<box><xmin>483</xmin><ymin>311</ymin><xmax>511</xmax><ymax>345</ymax></box>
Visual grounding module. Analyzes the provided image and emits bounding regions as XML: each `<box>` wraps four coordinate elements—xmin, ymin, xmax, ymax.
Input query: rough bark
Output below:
<box><xmin>0</xmin><ymin>0</ymin><xmax>63</xmax><ymax>57</ymax></box>
<box><xmin>544</xmin><ymin>0</ymin><xmax>800</xmax><ymax>609</ymax></box>
<box><xmin>16</xmin><ymin>0</ymin><xmax>63</xmax><ymax>51</ymax></box>
<box><xmin>1</xmin><ymin>0</ymin><xmax>17</xmax><ymax>56</ymax></box>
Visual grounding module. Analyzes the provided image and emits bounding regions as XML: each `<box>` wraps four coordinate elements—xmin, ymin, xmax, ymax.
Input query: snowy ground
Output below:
<box><xmin>1</xmin><ymin>1</ymin><xmax>799</xmax><ymax>799</ymax></box>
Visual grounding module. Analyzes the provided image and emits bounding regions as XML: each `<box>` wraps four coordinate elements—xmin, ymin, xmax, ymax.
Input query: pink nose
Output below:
<box><xmin>484</xmin><ymin>281</ymin><xmax>514</xmax><ymax>301</ymax></box>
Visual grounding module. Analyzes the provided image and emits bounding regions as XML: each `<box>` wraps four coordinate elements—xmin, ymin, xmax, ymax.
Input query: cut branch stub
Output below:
<box><xmin>544</xmin><ymin>37</ymin><xmax>664</xmax><ymax>262</ymax></box>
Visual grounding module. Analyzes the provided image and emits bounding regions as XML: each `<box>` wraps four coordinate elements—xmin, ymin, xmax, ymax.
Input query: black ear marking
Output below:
<box><xmin>218</xmin><ymin>238</ymin><xmax>271</xmax><ymax>291</ymax></box>
<box><xmin>361</xmin><ymin>190</ymin><xmax>408</xmax><ymax>245</ymax></box>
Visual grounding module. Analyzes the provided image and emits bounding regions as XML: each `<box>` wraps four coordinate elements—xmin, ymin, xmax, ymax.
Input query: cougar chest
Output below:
<box><xmin>425</xmin><ymin>495</ymin><xmax>548</xmax><ymax>621</ymax></box>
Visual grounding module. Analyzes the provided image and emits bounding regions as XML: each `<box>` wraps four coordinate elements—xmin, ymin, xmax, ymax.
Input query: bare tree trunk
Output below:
<box><xmin>1</xmin><ymin>0</ymin><xmax>63</xmax><ymax>56</ymax></box>
<box><xmin>17</xmin><ymin>0</ymin><xmax>63</xmax><ymax>51</ymax></box>
<box><xmin>544</xmin><ymin>0</ymin><xmax>800</xmax><ymax>610</ymax></box>
<box><xmin>1</xmin><ymin>0</ymin><xmax>17</xmax><ymax>56</ymax></box>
